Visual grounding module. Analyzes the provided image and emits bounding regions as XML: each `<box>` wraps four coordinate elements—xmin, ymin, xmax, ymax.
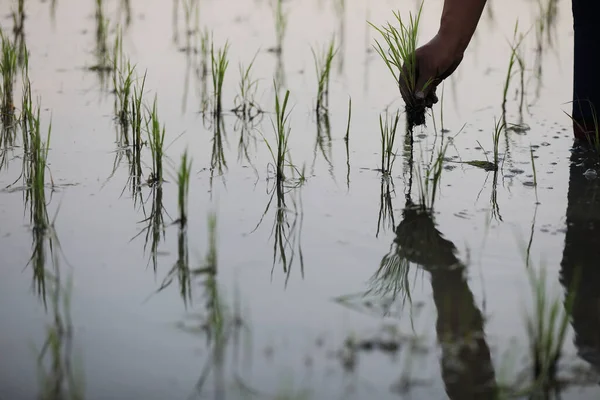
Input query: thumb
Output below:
<box><xmin>414</xmin><ymin>64</ymin><xmax>435</xmax><ymax>101</ymax></box>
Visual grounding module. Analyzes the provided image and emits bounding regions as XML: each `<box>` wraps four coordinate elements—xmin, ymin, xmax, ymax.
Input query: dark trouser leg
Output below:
<box><xmin>572</xmin><ymin>0</ymin><xmax>600</xmax><ymax>140</ymax></box>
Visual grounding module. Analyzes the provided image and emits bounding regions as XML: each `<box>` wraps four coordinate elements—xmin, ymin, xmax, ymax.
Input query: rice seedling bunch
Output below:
<box><xmin>210</xmin><ymin>40</ymin><xmax>230</xmax><ymax>116</ymax></box>
<box><xmin>370</xmin><ymin>4</ymin><xmax>428</xmax><ymax>126</ymax></box>
<box><xmin>311</xmin><ymin>38</ymin><xmax>337</xmax><ymax>114</ymax></box>
<box><xmin>380</xmin><ymin>110</ymin><xmax>400</xmax><ymax>175</ymax></box>
<box><xmin>145</xmin><ymin>96</ymin><xmax>165</xmax><ymax>185</ymax></box>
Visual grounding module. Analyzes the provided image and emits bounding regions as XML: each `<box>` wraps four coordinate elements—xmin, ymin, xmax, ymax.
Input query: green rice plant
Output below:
<box><xmin>311</xmin><ymin>37</ymin><xmax>337</xmax><ymax>115</ymax></box>
<box><xmin>0</xmin><ymin>30</ymin><xmax>18</xmax><ymax>128</ymax></box>
<box><xmin>501</xmin><ymin>21</ymin><xmax>527</xmax><ymax>125</ymax></box>
<box><xmin>177</xmin><ymin>149</ymin><xmax>192</xmax><ymax>227</ymax></box>
<box><xmin>379</xmin><ymin>110</ymin><xmax>400</xmax><ymax>175</ymax></box>
<box><xmin>344</xmin><ymin>96</ymin><xmax>351</xmax><ymax>142</ymax></box>
<box><xmin>529</xmin><ymin>145</ymin><xmax>538</xmax><ymax>203</ymax></box>
<box><xmin>370</xmin><ymin>4</ymin><xmax>429</xmax><ymax>126</ymax></box>
<box><xmin>565</xmin><ymin>100</ymin><xmax>600</xmax><ymax>155</ymax></box>
<box><xmin>145</xmin><ymin>96</ymin><xmax>165</xmax><ymax>186</ymax></box>
<box><xmin>111</xmin><ymin>29</ymin><xmax>136</xmax><ymax>129</ymax></box>
<box><xmin>210</xmin><ymin>40</ymin><xmax>230</xmax><ymax>116</ymax></box>
<box><xmin>130</xmin><ymin>71</ymin><xmax>147</xmax><ymax>149</ymax></box>
<box><xmin>415</xmin><ymin>141</ymin><xmax>449</xmax><ymax>211</ymax></box>
<box><xmin>525</xmin><ymin>266</ymin><xmax>578</xmax><ymax>395</ymax></box>
<box><xmin>464</xmin><ymin>117</ymin><xmax>505</xmax><ymax>172</ymax></box>
<box><xmin>232</xmin><ymin>51</ymin><xmax>262</xmax><ymax>118</ymax></box>
<box><xmin>264</xmin><ymin>87</ymin><xmax>292</xmax><ymax>182</ymax></box>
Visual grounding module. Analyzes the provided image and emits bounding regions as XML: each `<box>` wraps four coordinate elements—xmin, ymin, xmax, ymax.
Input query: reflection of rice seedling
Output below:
<box><xmin>91</xmin><ymin>0</ymin><xmax>111</xmax><ymax>86</ymax></box>
<box><xmin>209</xmin><ymin>115</ymin><xmax>228</xmax><ymax>190</ymax></box>
<box><xmin>232</xmin><ymin>51</ymin><xmax>262</xmax><ymax>119</ymax></box>
<box><xmin>210</xmin><ymin>40</ymin><xmax>230</xmax><ymax>116</ymax></box>
<box><xmin>312</xmin><ymin>107</ymin><xmax>333</xmax><ymax>176</ymax></box>
<box><xmin>370</xmin><ymin>4</ymin><xmax>429</xmax><ymax>126</ymax></box>
<box><xmin>530</xmin><ymin>145</ymin><xmax>538</xmax><ymax>202</ymax></box>
<box><xmin>37</xmin><ymin>269</ymin><xmax>84</xmax><ymax>400</ymax></box>
<box><xmin>376</xmin><ymin>178</ymin><xmax>396</xmax><ymax>237</ymax></box>
<box><xmin>271</xmin><ymin>0</ymin><xmax>288</xmax><ymax>54</ymax></box>
<box><xmin>344</xmin><ymin>96</ymin><xmax>352</xmax><ymax>142</ymax></box>
<box><xmin>380</xmin><ymin>110</ymin><xmax>400</xmax><ymax>176</ymax></box>
<box><xmin>145</xmin><ymin>96</ymin><xmax>165</xmax><ymax>186</ymax></box>
<box><xmin>156</xmin><ymin>150</ymin><xmax>192</xmax><ymax>306</ymax></box>
<box><xmin>311</xmin><ymin>37</ymin><xmax>337</xmax><ymax>115</ymax></box>
<box><xmin>526</xmin><ymin>266</ymin><xmax>578</xmax><ymax>395</ymax></box>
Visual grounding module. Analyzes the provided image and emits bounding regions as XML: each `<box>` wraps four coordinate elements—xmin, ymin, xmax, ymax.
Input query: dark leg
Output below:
<box><xmin>572</xmin><ymin>0</ymin><xmax>600</xmax><ymax>140</ymax></box>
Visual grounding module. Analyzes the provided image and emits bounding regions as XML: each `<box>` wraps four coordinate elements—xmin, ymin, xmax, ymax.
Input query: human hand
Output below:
<box><xmin>399</xmin><ymin>34</ymin><xmax>464</xmax><ymax>109</ymax></box>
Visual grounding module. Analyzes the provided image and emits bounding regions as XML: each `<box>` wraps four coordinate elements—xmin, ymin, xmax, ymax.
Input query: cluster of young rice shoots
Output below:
<box><xmin>112</xmin><ymin>29</ymin><xmax>136</xmax><ymax>129</ymax></box>
<box><xmin>370</xmin><ymin>3</ymin><xmax>428</xmax><ymax>126</ymax></box>
<box><xmin>502</xmin><ymin>21</ymin><xmax>527</xmax><ymax>123</ymax></box>
<box><xmin>232</xmin><ymin>51</ymin><xmax>261</xmax><ymax>118</ymax></box>
<box><xmin>210</xmin><ymin>40</ymin><xmax>230</xmax><ymax>116</ymax></box>
<box><xmin>145</xmin><ymin>96</ymin><xmax>165</xmax><ymax>185</ymax></box>
<box><xmin>0</xmin><ymin>30</ymin><xmax>18</xmax><ymax>126</ymax></box>
<box><xmin>264</xmin><ymin>87</ymin><xmax>292</xmax><ymax>182</ymax></box>
<box><xmin>178</xmin><ymin>149</ymin><xmax>192</xmax><ymax>227</ymax></box>
<box><xmin>311</xmin><ymin>37</ymin><xmax>337</xmax><ymax>115</ymax></box>
<box><xmin>380</xmin><ymin>110</ymin><xmax>400</xmax><ymax>175</ymax></box>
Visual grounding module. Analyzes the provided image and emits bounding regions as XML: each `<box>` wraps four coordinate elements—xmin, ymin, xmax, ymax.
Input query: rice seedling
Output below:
<box><xmin>210</xmin><ymin>39</ymin><xmax>230</xmax><ymax>116</ymax></box>
<box><xmin>501</xmin><ymin>21</ymin><xmax>527</xmax><ymax>126</ymax></box>
<box><xmin>0</xmin><ymin>30</ymin><xmax>18</xmax><ymax>129</ymax></box>
<box><xmin>525</xmin><ymin>266</ymin><xmax>578</xmax><ymax>396</ymax></box>
<box><xmin>415</xmin><ymin>141</ymin><xmax>449</xmax><ymax>211</ymax></box>
<box><xmin>530</xmin><ymin>145</ymin><xmax>538</xmax><ymax>201</ymax></box>
<box><xmin>177</xmin><ymin>149</ymin><xmax>192</xmax><ymax>227</ymax></box>
<box><xmin>311</xmin><ymin>37</ymin><xmax>337</xmax><ymax>115</ymax></box>
<box><xmin>130</xmin><ymin>71</ymin><xmax>147</xmax><ymax>150</ymax></box>
<box><xmin>379</xmin><ymin>110</ymin><xmax>401</xmax><ymax>176</ymax></box>
<box><xmin>464</xmin><ymin>117</ymin><xmax>505</xmax><ymax>172</ymax></box>
<box><xmin>344</xmin><ymin>96</ymin><xmax>352</xmax><ymax>142</ymax></box>
<box><xmin>232</xmin><ymin>51</ymin><xmax>262</xmax><ymax>119</ymax></box>
<box><xmin>145</xmin><ymin>96</ymin><xmax>165</xmax><ymax>186</ymax></box>
<box><xmin>370</xmin><ymin>4</ymin><xmax>430</xmax><ymax>126</ymax></box>
<box><xmin>264</xmin><ymin>87</ymin><xmax>291</xmax><ymax>182</ymax></box>
<box><xmin>111</xmin><ymin>29</ymin><xmax>136</xmax><ymax>129</ymax></box>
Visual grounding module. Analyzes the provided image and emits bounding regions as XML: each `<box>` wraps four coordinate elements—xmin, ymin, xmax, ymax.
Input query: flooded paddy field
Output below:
<box><xmin>1</xmin><ymin>0</ymin><xmax>600</xmax><ymax>399</ymax></box>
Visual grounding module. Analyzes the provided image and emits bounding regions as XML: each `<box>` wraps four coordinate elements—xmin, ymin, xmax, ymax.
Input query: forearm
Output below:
<box><xmin>438</xmin><ymin>0</ymin><xmax>487</xmax><ymax>55</ymax></box>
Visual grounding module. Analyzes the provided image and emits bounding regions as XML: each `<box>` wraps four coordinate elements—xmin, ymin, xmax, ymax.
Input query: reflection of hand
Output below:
<box><xmin>400</xmin><ymin>34</ymin><xmax>464</xmax><ymax>109</ymax></box>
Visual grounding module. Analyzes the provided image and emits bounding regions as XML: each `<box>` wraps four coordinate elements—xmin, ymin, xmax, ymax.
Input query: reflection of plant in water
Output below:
<box><xmin>11</xmin><ymin>0</ymin><xmax>27</xmax><ymax>66</ymax></box>
<box><xmin>524</xmin><ymin>266</ymin><xmax>578</xmax><ymax>397</ymax></box>
<box><xmin>174</xmin><ymin>213</ymin><xmax>249</xmax><ymax>397</ymax></box>
<box><xmin>533</xmin><ymin>0</ymin><xmax>559</xmax><ymax>97</ymax></box>
<box><xmin>233</xmin><ymin>110</ymin><xmax>261</xmax><ymax>170</ymax></box>
<box><xmin>136</xmin><ymin>184</ymin><xmax>166</xmax><ymax>272</ymax></box>
<box><xmin>37</xmin><ymin>267</ymin><xmax>84</xmax><ymax>400</ymax></box>
<box><xmin>253</xmin><ymin>179</ymin><xmax>304</xmax><ymax>286</ymax></box>
<box><xmin>209</xmin><ymin>114</ymin><xmax>228</xmax><ymax>190</ymax></box>
<box><xmin>376</xmin><ymin>177</ymin><xmax>396</xmax><ymax>237</ymax></box>
<box><xmin>90</xmin><ymin>0</ymin><xmax>111</xmax><ymax>88</ymax></box>
<box><xmin>157</xmin><ymin>150</ymin><xmax>192</xmax><ymax>306</ymax></box>
<box><xmin>311</xmin><ymin>107</ymin><xmax>334</xmax><ymax>176</ymax></box>
<box><xmin>415</xmin><ymin>140</ymin><xmax>448</xmax><ymax>212</ymax></box>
